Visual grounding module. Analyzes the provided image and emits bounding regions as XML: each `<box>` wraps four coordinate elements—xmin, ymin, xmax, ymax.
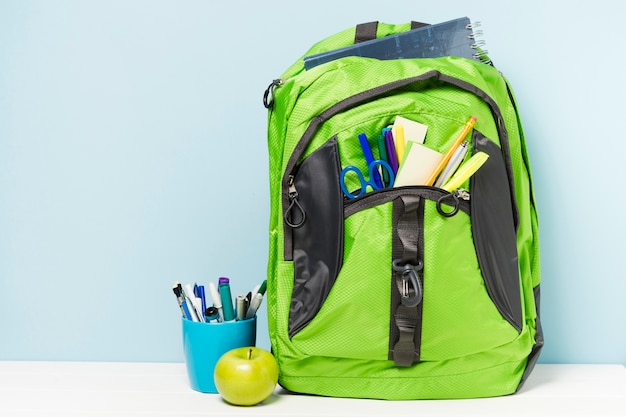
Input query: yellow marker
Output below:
<box><xmin>425</xmin><ymin>116</ymin><xmax>477</xmax><ymax>186</ymax></box>
<box><xmin>441</xmin><ymin>151</ymin><xmax>489</xmax><ymax>192</ymax></box>
<box><xmin>394</xmin><ymin>125</ymin><xmax>406</xmax><ymax>165</ymax></box>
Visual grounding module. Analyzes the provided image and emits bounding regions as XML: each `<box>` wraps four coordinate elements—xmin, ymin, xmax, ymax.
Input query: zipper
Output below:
<box><xmin>345</xmin><ymin>186</ymin><xmax>470</xmax><ymax>219</ymax></box>
<box><xmin>283</xmin><ymin>175</ymin><xmax>306</xmax><ymax>228</ymax></box>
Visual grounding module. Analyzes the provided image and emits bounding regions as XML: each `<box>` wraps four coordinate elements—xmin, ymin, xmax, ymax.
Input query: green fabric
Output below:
<box><xmin>265</xmin><ymin>23</ymin><xmax>540</xmax><ymax>400</ymax></box>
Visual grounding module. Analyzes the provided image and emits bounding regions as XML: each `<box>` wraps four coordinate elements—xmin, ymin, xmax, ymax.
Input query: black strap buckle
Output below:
<box><xmin>392</xmin><ymin>259</ymin><xmax>423</xmax><ymax>308</ymax></box>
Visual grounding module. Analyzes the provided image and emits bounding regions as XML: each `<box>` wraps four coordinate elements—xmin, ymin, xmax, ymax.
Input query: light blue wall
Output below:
<box><xmin>1</xmin><ymin>0</ymin><xmax>624</xmax><ymax>365</ymax></box>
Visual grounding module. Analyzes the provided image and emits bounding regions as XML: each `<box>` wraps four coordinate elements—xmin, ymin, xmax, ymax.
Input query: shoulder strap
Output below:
<box><xmin>354</xmin><ymin>21</ymin><xmax>378</xmax><ymax>43</ymax></box>
<box><xmin>410</xmin><ymin>21</ymin><xmax>429</xmax><ymax>30</ymax></box>
<box><xmin>354</xmin><ymin>21</ymin><xmax>429</xmax><ymax>44</ymax></box>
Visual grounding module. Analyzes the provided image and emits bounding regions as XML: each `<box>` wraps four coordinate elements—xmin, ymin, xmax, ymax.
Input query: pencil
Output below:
<box><xmin>425</xmin><ymin>116</ymin><xmax>476</xmax><ymax>186</ymax></box>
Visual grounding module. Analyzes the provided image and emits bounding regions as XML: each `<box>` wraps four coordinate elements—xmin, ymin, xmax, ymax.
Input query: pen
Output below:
<box><xmin>441</xmin><ymin>151</ymin><xmax>489</xmax><ymax>192</ymax></box>
<box><xmin>179</xmin><ymin>283</ymin><xmax>199</xmax><ymax>322</ymax></box>
<box><xmin>384</xmin><ymin>129</ymin><xmax>399</xmax><ymax>175</ymax></box>
<box><xmin>377</xmin><ymin>133</ymin><xmax>390</xmax><ymax>186</ymax></box>
<box><xmin>425</xmin><ymin>116</ymin><xmax>477</xmax><ymax>186</ymax></box>
<box><xmin>194</xmin><ymin>284</ymin><xmax>207</xmax><ymax>314</ymax></box>
<box><xmin>358</xmin><ymin>133</ymin><xmax>383</xmax><ymax>188</ymax></box>
<box><xmin>236</xmin><ymin>295</ymin><xmax>249</xmax><ymax>320</ymax></box>
<box><xmin>249</xmin><ymin>283</ymin><xmax>261</xmax><ymax>301</ymax></box>
<box><xmin>250</xmin><ymin>279</ymin><xmax>266</xmax><ymax>301</ymax></box>
<box><xmin>185</xmin><ymin>283</ymin><xmax>205</xmax><ymax>322</ymax></box>
<box><xmin>204</xmin><ymin>306</ymin><xmax>219</xmax><ymax>322</ymax></box>
<box><xmin>218</xmin><ymin>277</ymin><xmax>236</xmax><ymax>321</ymax></box>
<box><xmin>172</xmin><ymin>282</ymin><xmax>189</xmax><ymax>320</ymax></box>
<box><xmin>209</xmin><ymin>282</ymin><xmax>225</xmax><ymax>322</ymax></box>
<box><xmin>245</xmin><ymin>280</ymin><xmax>267</xmax><ymax>319</ymax></box>
<box><xmin>434</xmin><ymin>140</ymin><xmax>469</xmax><ymax>188</ymax></box>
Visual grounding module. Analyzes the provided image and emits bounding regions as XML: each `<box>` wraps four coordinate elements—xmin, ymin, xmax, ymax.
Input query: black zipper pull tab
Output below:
<box><xmin>284</xmin><ymin>175</ymin><xmax>306</xmax><ymax>228</ymax></box>
<box><xmin>263</xmin><ymin>78</ymin><xmax>284</xmax><ymax>109</ymax></box>
<box><xmin>436</xmin><ymin>189</ymin><xmax>470</xmax><ymax>217</ymax></box>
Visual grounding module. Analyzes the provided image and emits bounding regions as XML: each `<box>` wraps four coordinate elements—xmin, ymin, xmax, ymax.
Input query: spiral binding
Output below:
<box><xmin>466</xmin><ymin>21</ymin><xmax>492</xmax><ymax>65</ymax></box>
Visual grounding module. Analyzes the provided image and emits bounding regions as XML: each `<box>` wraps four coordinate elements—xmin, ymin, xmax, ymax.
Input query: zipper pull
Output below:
<box><xmin>454</xmin><ymin>189</ymin><xmax>470</xmax><ymax>201</ymax></box>
<box><xmin>284</xmin><ymin>175</ymin><xmax>306</xmax><ymax>228</ymax></box>
<box><xmin>263</xmin><ymin>78</ymin><xmax>285</xmax><ymax>109</ymax></box>
<box><xmin>436</xmin><ymin>189</ymin><xmax>470</xmax><ymax>217</ymax></box>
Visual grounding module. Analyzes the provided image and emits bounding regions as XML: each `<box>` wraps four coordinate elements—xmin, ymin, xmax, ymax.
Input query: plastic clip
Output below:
<box><xmin>392</xmin><ymin>259</ymin><xmax>423</xmax><ymax>307</ymax></box>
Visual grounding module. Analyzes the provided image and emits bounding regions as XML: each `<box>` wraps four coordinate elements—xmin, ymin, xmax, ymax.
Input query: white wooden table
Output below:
<box><xmin>0</xmin><ymin>362</ymin><xmax>624</xmax><ymax>416</ymax></box>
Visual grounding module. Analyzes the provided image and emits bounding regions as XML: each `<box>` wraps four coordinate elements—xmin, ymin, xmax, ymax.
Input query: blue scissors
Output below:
<box><xmin>340</xmin><ymin>159</ymin><xmax>395</xmax><ymax>199</ymax></box>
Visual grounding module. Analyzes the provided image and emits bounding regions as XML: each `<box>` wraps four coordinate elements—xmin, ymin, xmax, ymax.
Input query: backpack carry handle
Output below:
<box><xmin>354</xmin><ymin>21</ymin><xmax>429</xmax><ymax>44</ymax></box>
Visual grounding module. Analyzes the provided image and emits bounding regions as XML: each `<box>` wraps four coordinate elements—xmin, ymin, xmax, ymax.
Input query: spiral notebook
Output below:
<box><xmin>303</xmin><ymin>17</ymin><xmax>488</xmax><ymax>70</ymax></box>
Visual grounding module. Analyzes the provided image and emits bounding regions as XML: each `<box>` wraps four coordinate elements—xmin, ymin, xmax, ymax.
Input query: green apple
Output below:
<box><xmin>213</xmin><ymin>346</ymin><xmax>279</xmax><ymax>406</ymax></box>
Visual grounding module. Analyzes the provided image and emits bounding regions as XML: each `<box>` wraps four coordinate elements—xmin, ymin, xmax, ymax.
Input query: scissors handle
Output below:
<box><xmin>340</xmin><ymin>160</ymin><xmax>395</xmax><ymax>199</ymax></box>
<box><xmin>340</xmin><ymin>166</ymin><xmax>366</xmax><ymax>199</ymax></box>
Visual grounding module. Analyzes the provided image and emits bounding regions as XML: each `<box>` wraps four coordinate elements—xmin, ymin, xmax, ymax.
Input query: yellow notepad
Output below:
<box><xmin>394</xmin><ymin>141</ymin><xmax>443</xmax><ymax>188</ymax></box>
<box><xmin>392</xmin><ymin>116</ymin><xmax>428</xmax><ymax>145</ymax></box>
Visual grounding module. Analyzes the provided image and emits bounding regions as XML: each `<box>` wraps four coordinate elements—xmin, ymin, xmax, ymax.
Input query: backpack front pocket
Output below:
<box><xmin>419</xmin><ymin>196</ymin><xmax>520</xmax><ymax>361</ymax></box>
<box><xmin>290</xmin><ymin>198</ymin><xmax>394</xmax><ymax>361</ymax></box>
<box><xmin>286</xmin><ymin>182</ymin><xmax>522</xmax><ymax>363</ymax></box>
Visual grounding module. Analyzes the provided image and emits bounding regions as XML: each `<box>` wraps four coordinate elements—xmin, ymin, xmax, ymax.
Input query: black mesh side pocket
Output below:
<box><xmin>471</xmin><ymin>131</ymin><xmax>523</xmax><ymax>332</ymax></box>
<box><xmin>289</xmin><ymin>137</ymin><xmax>344</xmax><ymax>337</ymax></box>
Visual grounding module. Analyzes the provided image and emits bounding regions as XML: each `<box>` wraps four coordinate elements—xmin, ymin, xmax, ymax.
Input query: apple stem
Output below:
<box><xmin>247</xmin><ymin>348</ymin><xmax>253</xmax><ymax>360</ymax></box>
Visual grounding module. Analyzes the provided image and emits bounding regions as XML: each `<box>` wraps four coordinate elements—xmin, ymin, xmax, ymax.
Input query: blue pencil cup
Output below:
<box><xmin>182</xmin><ymin>316</ymin><xmax>257</xmax><ymax>393</ymax></box>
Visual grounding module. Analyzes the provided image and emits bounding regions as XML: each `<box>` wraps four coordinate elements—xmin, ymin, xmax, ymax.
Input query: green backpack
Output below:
<box><xmin>263</xmin><ymin>20</ymin><xmax>543</xmax><ymax>400</ymax></box>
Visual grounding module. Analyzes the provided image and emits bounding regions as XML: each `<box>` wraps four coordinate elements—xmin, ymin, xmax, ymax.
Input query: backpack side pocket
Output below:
<box><xmin>288</xmin><ymin>138</ymin><xmax>344</xmax><ymax>337</ymax></box>
<box><xmin>472</xmin><ymin>131</ymin><xmax>523</xmax><ymax>332</ymax></box>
